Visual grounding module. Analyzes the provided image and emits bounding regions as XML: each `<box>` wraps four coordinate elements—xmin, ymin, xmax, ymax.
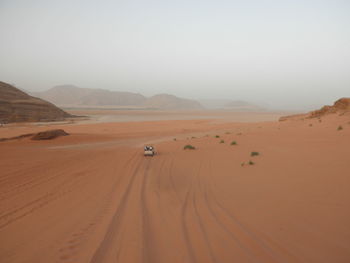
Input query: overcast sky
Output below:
<box><xmin>0</xmin><ymin>0</ymin><xmax>349</xmax><ymax>109</ymax></box>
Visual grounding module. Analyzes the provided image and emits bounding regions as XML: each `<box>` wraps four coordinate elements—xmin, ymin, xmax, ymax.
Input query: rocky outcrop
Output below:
<box><xmin>0</xmin><ymin>81</ymin><xmax>71</xmax><ymax>123</ymax></box>
<box><xmin>0</xmin><ymin>129</ymin><xmax>69</xmax><ymax>142</ymax></box>
<box><xmin>31</xmin><ymin>129</ymin><xmax>69</xmax><ymax>140</ymax></box>
<box><xmin>309</xmin><ymin>98</ymin><xmax>350</xmax><ymax>118</ymax></box>
<box><xmin>279</xmin><ymin>98</ymin><xmax>350</xmax><ymax>121</ymax></box>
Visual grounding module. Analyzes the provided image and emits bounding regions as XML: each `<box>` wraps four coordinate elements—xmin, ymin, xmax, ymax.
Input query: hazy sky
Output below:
<box><xmin>0</xmin><ymin>0</ymin><xmax>349</xmax><ymax>109</ymax></box>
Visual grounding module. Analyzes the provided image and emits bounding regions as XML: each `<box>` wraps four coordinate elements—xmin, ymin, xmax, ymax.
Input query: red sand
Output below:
<box><xmin>0</xmin><ymin>112</ymin><xmax>349</xmax><ymax>263</ymax></box>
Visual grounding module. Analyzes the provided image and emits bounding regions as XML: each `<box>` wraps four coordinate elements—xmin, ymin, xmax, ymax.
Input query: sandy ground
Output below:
<box><xmin>0</xmin><ymin>111</ymin><xmax>349</xmax><ymax>263</ymax></box>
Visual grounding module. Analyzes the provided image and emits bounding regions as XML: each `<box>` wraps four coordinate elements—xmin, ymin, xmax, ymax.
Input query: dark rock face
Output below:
<box><xmin>0</xmin><ymin>81</ymin><xmax>71</xmax><ymax>123</ymax></box>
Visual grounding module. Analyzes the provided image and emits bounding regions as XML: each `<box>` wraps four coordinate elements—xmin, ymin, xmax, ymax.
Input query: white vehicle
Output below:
<box><xmin>144</xmin><ymin>145</ymin><xmax>155</xmax><ymax>156</ymax></box>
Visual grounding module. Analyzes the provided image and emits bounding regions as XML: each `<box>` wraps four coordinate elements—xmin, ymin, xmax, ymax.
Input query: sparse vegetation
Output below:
<box><xmin>248</xmin><ymin>160</ymin><xmax>255</xmax><ymax>165</ymax></box>
<box><xmin>173</xmin><ymin>138</ymin><xmax>177</xmax><ymax>141</ymax></box>
<box><xmin>215</xmin><ymin>135</ymin><xmax>220</xmax><ymax>138</ymax></box>
<box><xmin>184</xmin><ymin>144</ymin><xmax>196</xmax><ymax>150</ymax></box>
<box><xmin>225</xmin><ymin>131</ymin><xmax>231</xmax><ymax>134</ymax></box>
<box><xmin>230</xmin><ymin>141</ymin><xmax>237</xmax><ymax>145</ymax></box>
<box><xmin>191</xmin><ymin>136</ymin><xmax>196</xmax><ymax>139</ymax></box>
<box><xmin>337</xmin><ymin>125</ymin><xmax>343</xmax><ymax>131</ymax></box>
<box><xmin>220</xmin><ymin>140</ymin><xmax>225</xmax><ymax>143</ymax></box>
<box><xmin>251</xmin><ymin>151</ymin><xmax>259</xmax><ymax>157</ymax></box>
<box><xmin>241</xmin><ymin>162</ymin><xmax>245</xmax><ymax>167</ymax></box>
<box><xmin>309</xmin><ymin>124</ymin><xmax>313</xmax><ymax>127</ymax></box>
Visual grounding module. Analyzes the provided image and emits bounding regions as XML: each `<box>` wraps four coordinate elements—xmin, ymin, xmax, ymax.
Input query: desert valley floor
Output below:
<box><xmin>0</xmin><ymin>110</ymin><xmax>349</xmax><ymax>263</ymax></box>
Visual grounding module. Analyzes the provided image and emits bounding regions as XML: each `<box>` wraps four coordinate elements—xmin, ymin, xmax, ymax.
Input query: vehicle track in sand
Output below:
<box><xmin>88</xmin><ymin>151</ymin><xmax>294</xmax><ymax>263</ymax></box>
<box><xmin>2</xmin><ymin>115</ymin><xmax>350</xmax><ymax>263</ymax></box>
<box><xmin>89</xmin><ymin>153</ymin><xmax>144</xmax><ymax>262</ymax></box>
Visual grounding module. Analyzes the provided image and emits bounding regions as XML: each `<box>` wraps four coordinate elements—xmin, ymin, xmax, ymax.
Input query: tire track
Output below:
<box><xmin>198</xmin><ymin>169</ymin><xmax>261</xmax><ymax>263</ymax></box>
<box><xmin>140</xmin><ymin>158</ymin><xmax>154</xmax><ymax>263</ymax></box>
<box><xmin>89</xmin><ymin>152</ymin><xmax>142</xmax><ymax>263</ymax></box>
<box><xmin>202</xmin><ymin>159</ymin><xmax>289</xmax><ymax>263</ymax></box>
<box><xmin>180</xmin><ymin>188</ymin><xmax>197</xmax><ymax>263</ymax></box>
<box><xmin>0</xmin><ymin>167</ymin><xmax>96</xmax><ymax>229</ymax></box>
<box><xmin>167</xmin><ymin>154</ymin><xmax>182</xmax><ymax>204</ymax></box>
<box><xmin>191</xmin><ymin>161</ymin><xmax>218</xmax><ymax>263</ymax></box>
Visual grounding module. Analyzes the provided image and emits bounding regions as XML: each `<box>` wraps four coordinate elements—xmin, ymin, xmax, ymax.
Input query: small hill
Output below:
<box><xmin>33</xmin><ymin>85</ymin><xmax>147</xmax><ymax>106</ymax></box>
<box><xmin>0</xmin><ymin>81</ymin><xmax>71</xmax><ymax>123</ymax></box>
<box><xmin>143</xmin><ymin>94</ymin><xmax>203</xmax><ymax>110</ymax></box>
<box><xmin>279</xmin><ymin>98</ymin><xmax>350</xmax><ymax>121</ymax></box>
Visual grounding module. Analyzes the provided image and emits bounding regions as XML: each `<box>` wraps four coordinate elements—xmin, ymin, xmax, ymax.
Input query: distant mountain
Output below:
<box><xmin>0</xmin><ymin>81</ymin><xmax>71</xmax><ymax>123</ymax></box>
<box><xmin>32</xmin><ymin>85</ymin><xmax>146</xmax><ymax>106</ymax></box>
<box><xmin>33</xmin><ymin>86</ymin><xmax>203</xmax><ymax>110</ymax></box>
<box><xmin>144</xmin><ymin>94</ymin><xmax>203</xmax><ymax>110</ymax></box>
<box><xmin>200</xmin><ymin>99</ymin><xmax>265</xmax><ymax>111</ymax></box>
<box><xmin>224</xmin><ymin>100</ymin><xmax>265</xmax><ymax>111</ymax></box>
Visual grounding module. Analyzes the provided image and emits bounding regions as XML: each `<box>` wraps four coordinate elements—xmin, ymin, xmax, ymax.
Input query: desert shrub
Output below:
<box><xmin>215</xmin><ymin>135</ymin><xmax>220</xmax><ymax>138</ymax></box>
<box><xmin>248</xmin><ymin>160</ymin><xmax>255</xmax><ymax>165</ymax></box>
<box><xmin>338</xmin><ymin>125</ymin><xmax>343</xmax><ymax>131</ymax></box>
<box><xmin>230</xmin><ymin>141</ymin><xmax>237</xmax><ymax>145</ymax></box>
<box><xmin>251</xmin><ymin>151</ymin><xmax>259</xmax><ymax>157</ymax></box>
<box><xmin>192</xmin><ymin>136</ymin><xmax>196</xmax><ymax>139</ymax></box>
<box><xmin>309</xmin><ymin>124</ymin><xmax>313</xmax><ymax>127</ymax></box>
<box><xmin>184</xmin><ymin>144</ymin><xmax>196</xmax><ymax>150</ymax></box>
<box><xmin>173</xmin><ymin>138</ymin><xmax>177</xmax><ymax>141</ymax></box>
<box><xmin>225</xmin><ymin>131</ymin><xmax>231</xmax><ymax>134</ymax></box>
<box><xmin>220</xmin><ymin>140</ymin><xmax>225</xmax><ymax>143</ymax></box>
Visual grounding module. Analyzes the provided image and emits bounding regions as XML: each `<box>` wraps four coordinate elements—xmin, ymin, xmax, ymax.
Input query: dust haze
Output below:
<box><xmin>1</xmin><ymin>2</ymin><xmax>350</xmax><ymax>262</ymax></box>
<box><xmin>0</xmin><ymin>0</ymin><xmax>349</xmax><ymax>110</ymax></box>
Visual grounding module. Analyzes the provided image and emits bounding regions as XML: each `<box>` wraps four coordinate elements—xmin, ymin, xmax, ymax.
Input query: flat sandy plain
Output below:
<box><xmin>0</xmin><ymin>110</ymin><xmax>349</xmax><ymax>263</ymax></box>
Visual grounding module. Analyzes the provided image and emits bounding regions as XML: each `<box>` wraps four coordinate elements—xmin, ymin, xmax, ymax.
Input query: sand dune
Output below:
<box><xmin>0</xmin><ymin>111</ymin><xmax>349</xmax><ymax>263</ymax></box>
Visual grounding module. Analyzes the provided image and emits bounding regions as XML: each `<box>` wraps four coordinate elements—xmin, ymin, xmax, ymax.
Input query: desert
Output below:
<box><xmin>1</xmin><ymin>103</ymin><xmax>350</xmax><ymax>263</ymax></box>
<box><xmin>1</xmin><ymin>1</ymin><xmax>350</xmax><ymax>262</ymax></box>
